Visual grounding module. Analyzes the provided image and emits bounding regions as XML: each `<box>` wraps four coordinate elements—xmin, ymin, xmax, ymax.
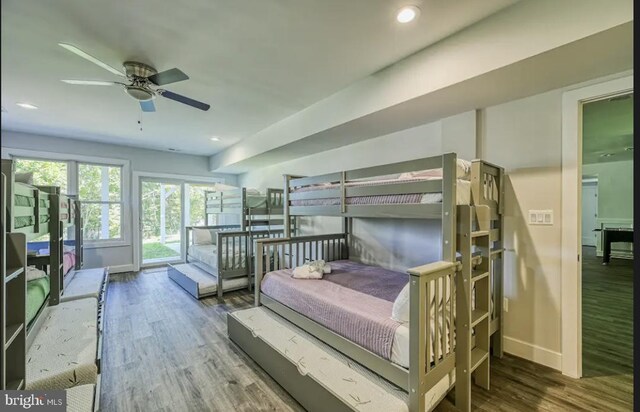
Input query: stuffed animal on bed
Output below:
<box><xmin>292</xmin><ymin>260</ymin><xmax>331</xmax><ymax>279</ymax></box>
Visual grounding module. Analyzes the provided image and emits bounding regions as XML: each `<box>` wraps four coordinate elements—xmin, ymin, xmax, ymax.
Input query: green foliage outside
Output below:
<box><xmin>15</xmin><ymin>158</ymin><xmax>68</xmax><ymax>192</ymax></box>
<box><xmin>79</xmin><ymin>164</ymin><xmax>122</xmax><ymax>240</ymax></box>
<box><xmin>142</xmin><ymin>241</ymin><xmax>180</xmax><ymax>260</ymax></box>
<box><xmin>14</xmin><ymin>159</ymin><xmax>216</xmax><ymax>250</ymax></box>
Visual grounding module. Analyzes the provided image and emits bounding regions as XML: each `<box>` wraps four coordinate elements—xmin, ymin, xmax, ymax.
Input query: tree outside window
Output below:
<box><xmin>79</xmin><ymin>164</ymin><xmax>123</xmax><ymax>241</ymax></box>
<box><xmin>14</xmin><ymin>158</ymin><xmax>68</xmax><ymax>192</ymax></box>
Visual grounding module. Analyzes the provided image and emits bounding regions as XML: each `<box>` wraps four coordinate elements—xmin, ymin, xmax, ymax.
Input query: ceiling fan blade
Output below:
<box><xmin>147</xmin><ymin>68</ymin><xmax>189</xmax><ymax>86</ymax></box>
<box><xmin>61</xmin><ymin>79</ymin><xmax>123</xmax><ymax>86</ymax></box>
<box><xmin>58</xmin><ymin>43</ymin><xmax>125</xmax><ymax>77</ymax></box>
<box><xmin>140</xmin><ymin>100</ymin><xmax>156</xmax><ymax>112</ymax></box>
<box><xmin>159</xmin><ymin>90</ymin><xmax>210</xmax><ymax>111</ymax></box>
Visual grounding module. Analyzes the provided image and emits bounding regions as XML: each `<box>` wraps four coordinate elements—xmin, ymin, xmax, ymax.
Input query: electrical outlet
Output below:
<box><xmin>503</xmin><ymin>298</ymin><xmax>509</xmax><ymax>312</ymax></box>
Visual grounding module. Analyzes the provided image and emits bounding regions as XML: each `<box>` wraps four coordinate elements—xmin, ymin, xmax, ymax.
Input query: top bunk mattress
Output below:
<box><xmin>290</xmin><ymin>178</ymin><xmax>470</xmax><ymax>206</ymax></box>
<box><xmin>290</xmin><ymin>158</ymin><xmax>472</xmax><ymax>207</ymax></box>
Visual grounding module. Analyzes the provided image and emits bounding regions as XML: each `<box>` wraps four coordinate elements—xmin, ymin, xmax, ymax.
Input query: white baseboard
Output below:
<box><xmin>105</xmin><ymin>264</ymin><xmax>135</xmax><ymax>274</ymax></box>
<box><xmin>504</xmin><ymin>336</ymin><xmax>562</xmax><ymax>371</ymax></box>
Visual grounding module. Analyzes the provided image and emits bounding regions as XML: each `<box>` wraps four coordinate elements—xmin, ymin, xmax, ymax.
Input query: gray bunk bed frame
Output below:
<box><xmin>204</xmin><ymin>187</ymin><xmax>286</xmax><ymax>233</ymax></box>
<box><xmin>1</xmin><ymin>159</ymin><xmax>83</xmax><ymax>346</ymax></box>
<box><xmin>233</xmin><ymin>153</ymin><xmax>505</xmax><ymax>412</ymax></box>
<box><xmin>179</xmin><ymin>224</ymin><xmax>283</xmax><ymax>299</ymax></box>
<box><xmin>177</xmin><ymin>187</ymin><xmax>288</xmax><ymax>299</ymax></box>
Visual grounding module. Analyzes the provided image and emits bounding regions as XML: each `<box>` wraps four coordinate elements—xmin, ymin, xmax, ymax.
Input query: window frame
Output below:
<box><xmin>77</xmin><ymin>161</ymin><xmax>126</xmax><ymax>245</ymax></box>
<box><xmin>3</xmin><ymin>148</ymin><xmax>131</xmax><ymax>249</ymax></box>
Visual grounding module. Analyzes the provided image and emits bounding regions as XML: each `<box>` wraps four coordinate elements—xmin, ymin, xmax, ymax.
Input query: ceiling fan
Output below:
<box><xmin>58</xmin><ymin>43</ymin><xmax>210</xmax><ymax>112</ymax></box>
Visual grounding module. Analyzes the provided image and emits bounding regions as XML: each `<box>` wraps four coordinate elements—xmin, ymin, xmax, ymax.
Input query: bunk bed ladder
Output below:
<box><xmin>456</xmin><ymin>204</ymin><xmax>491</xmax><ymax>411</ymax></box>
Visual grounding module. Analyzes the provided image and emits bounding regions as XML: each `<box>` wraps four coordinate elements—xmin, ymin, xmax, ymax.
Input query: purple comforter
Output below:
<box><xmin>260</xmin><ymin>260</ymin><xmax>408</xmax><ymax>360</ymax></box>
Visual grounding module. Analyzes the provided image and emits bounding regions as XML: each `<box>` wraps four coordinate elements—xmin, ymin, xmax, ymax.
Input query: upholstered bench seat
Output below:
<box><xmin>26</xmin><ymin>298</ymin><xmax>99</xmax><ymax>389</ymax></box>
<box><xmin>61</xmin><ymin>268</ymin><xmax>107</xmax><ymax>302</ymax></box>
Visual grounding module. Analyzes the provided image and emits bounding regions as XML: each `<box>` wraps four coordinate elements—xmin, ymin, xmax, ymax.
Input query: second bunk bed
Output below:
<box><xmin>228</xmin><ymin>153</ymin><xmax>505</xmax><ymax>412</ymax></box>
<box><xmin>1</xmin><ymin>160</ymin><xmax>83</xmax><ymax>338</ymax></box>
<box><xmin>168</xmin><ymin>186</ymin><xmax>287</xmax><ymax>299</ymax></box>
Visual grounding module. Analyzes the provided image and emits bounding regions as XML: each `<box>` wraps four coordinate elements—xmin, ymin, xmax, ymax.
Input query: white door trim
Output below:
<box><xmin>132</xmin><ymin>171</ymin><xmax>225</xmax><ymax>271</ymax></box>
<box><xmin>560</xmin><ymin>75</ymin><xmax>633</xmax><ymax>378</ymax></box>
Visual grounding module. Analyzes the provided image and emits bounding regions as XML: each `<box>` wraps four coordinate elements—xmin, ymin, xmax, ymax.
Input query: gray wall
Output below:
<box><xmin>1</xmin><ymin>131</ymin><xmax>238</xmax><ymax>271</ymax></box>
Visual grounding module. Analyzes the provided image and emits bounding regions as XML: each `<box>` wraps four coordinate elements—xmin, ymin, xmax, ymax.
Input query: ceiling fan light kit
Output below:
<box><xmin>59</xmin><ymin>44</ymin><xmax>210</xmax><ymax>112</ymax></box>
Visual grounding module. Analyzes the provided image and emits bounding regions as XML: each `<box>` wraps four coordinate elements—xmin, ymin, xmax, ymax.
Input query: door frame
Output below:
<box><xmin>132</xmin><ymin>171</ymin><xmax>224</xmax><ymax>271</ymax></box>
<box><xmin>581</xmin><ymin>177</ymin><xmax>598</xmax><ymax>247</ymax></box>
<box><xmin>560</xmin><ymin>74</ymin><xmax>632</xmax><ymax>378</ymax></box>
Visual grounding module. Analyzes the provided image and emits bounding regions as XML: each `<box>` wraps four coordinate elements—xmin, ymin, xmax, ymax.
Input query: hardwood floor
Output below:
<box><xmin>101</xmin><ymin>267</ymin><xmax>633</xmax><ymax>411</ymax></box>
<box><xmin>581</xmin><ymin>247</ymin><xmax>633</xmax><ymax>385</ymax></box>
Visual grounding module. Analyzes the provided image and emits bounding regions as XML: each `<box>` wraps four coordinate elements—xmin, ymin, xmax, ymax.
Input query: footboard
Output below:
<box><xmin>253</xmin><ymin>233</ymin><xmax>348</xmax><ymax>305</ymax></box>
<box><xmin>216</xmin><ymin>229</ymin><xmax>285</xmax><ymax>278</ymax></box>
<box><xmin>407</xmin><ymin>261</ymin><xmax>459</xmax><ymax>412</ymax></box>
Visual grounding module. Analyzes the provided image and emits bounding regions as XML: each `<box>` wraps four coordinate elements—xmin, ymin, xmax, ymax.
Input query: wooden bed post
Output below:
<box><xmin>283</xmin><ymin>175</ymin><xmax>292</xmax><ymax>238</ymax></box>
<box><xmin>241</xmin><ymin>188</ymin><xmax>247</xmax><ymax>231</ymax></box>
<box><xmin>49</xmin><ymin>193</ymin><xmax>62</xmax><ymax>306</ymax></box>
<box><xmin>441</xmin><ymin>153</ymin><xmax>457</xmax><ymax>262</ymax></box>
<box><xmin>456</xmin><ymin>205</ymin><xmax>473</xmax><ymax>411</ymax></box>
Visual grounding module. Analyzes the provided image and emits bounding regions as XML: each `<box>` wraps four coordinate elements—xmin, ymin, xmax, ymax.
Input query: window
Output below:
<box><xmin>78</xmin><ymin>163</ymin><xmax>123</xmax><ymax>241</ymax></box>
<box><xmin>14</xmin><ymin>158</ymin><xmax>68</xmax><ymax>192</ymax></box>
<box><xmin>9</xmin><ymin>151</ymin><xmax>129</xmax><ymax>248</ymax></box>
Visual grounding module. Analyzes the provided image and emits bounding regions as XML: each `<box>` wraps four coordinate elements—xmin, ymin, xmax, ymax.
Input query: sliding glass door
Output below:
<box><xmin>141</xmin><ymin>180</ymin><xmax>183</xmax><ymax>265</ymax></box>
<box><xmin>139</xmin><ymin>177</ymin><xmax>221</xmax><ymax>267</ymax></box>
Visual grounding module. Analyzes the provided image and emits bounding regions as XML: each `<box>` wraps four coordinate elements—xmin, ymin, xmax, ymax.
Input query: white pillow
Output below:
<box><xmin>15</xmin><ymin>172</ymin><xmax>33</xmax><ymax>185</ymax></box>
<box><xmin>26</xmin><ymin>266</ymin><xmax>47</xmax><ymax>282</ymax></box>
<box><xmin>192</xmin><ymin>228</ymin><xmax>215</xmax><ymax>245</ymax></box>
<box><xmin>391</xmin><ymin>283</ymin><xmax>410</xmax><ymax>323</ymax></box>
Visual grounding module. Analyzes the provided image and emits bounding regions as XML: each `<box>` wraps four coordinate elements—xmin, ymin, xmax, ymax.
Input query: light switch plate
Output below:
<box><xmin>529</xmin><ymin>209</ymin><xmax>553</xmax><ymax>225</ymax></box>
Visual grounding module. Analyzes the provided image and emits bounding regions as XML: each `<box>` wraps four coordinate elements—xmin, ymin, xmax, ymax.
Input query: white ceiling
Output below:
<box><xmin>0</xmin><ymin>0</ymin><xmax>517</xmax><ymax>155</ymax></box>
<box><xmin>582</xmin><ymin>93</ymin><xmax>633</xmax><ymax>165</ymax></box>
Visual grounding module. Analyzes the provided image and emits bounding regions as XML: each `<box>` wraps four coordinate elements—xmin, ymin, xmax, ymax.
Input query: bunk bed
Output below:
<box><xmin>171</xmin><ymin>223</ymin><xmax>284</xmax><ymax>299</ymax></box>
<box><xmin>228</xmin><ymin>153</ymin><xmax>505</xmax><ymax>412</ymax></box>
<box><xmin>204</xmin><ymin>186</ymin><xmax>286</xmax><ymax>232</ymax></box>
<box><xmin>170</xmin><ymin>186</ymin><xmax>288</xmax><ymax>300</ymax></box>
<box><xmin>1</xmin><ymin>160</ymin><xmax>83</xmax><ymax>337</ymax></box>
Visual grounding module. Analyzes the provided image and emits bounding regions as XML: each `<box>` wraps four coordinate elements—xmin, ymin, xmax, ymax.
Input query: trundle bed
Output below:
<box><xmin>229</xmin><ymin>153</ymin><xmax>505</xmax><ymax>412</ymax></box>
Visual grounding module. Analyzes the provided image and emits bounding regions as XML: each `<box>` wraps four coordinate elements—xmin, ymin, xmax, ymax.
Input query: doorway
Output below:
<box><xmin>136</xmin><ymin>174</ymin><xmax>223</xmax><ymax>268</ymax></box>
<box><xmin>141</xmin><ymin>179</ymin><xmax>183</xmax><ymax>266</ymax></box>
<box><xmin>580</xmin><ymin>92</ymin><xmax>633</xmax><ymax>387</ymax></box>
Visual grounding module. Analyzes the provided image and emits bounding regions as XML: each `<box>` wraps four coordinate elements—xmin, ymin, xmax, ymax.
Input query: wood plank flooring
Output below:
<box><xmin>101</xmin><ymin>266</ymin><xmax>633</xmax><ymax>411</ymax></box>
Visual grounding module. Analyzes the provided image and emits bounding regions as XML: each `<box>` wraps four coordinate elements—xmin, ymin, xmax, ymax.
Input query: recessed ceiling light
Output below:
<box><xmin>16</xmin><ymin>102</ymin><xmax>38</xmax><ymax>110</ymax></box>
<box><xmin>396</xmin><ymin>6</ymin><xmax>420</xmax><ymax>23</ymax></box>
<box><xmin>600</xmin><ymin>153</ymin><xmax>614</xmax><ymax>157</ymax></box>
<box><xmin>210</xmin><ymin>137</ymin><xmax>220</xmax><ymax>142</ymax></box>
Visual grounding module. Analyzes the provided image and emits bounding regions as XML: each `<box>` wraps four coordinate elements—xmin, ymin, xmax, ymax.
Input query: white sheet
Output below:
<box><xmin>233</xmin><ymin>307</ymin><xmax>454</xmax><ymax>412</ymax></box>
<box><xmin>187</xmin><ymin>244</ymin><xmax>247</xmax><ymax>271</ymax></box>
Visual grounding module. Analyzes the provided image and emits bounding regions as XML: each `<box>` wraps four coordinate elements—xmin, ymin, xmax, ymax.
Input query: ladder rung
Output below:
<box><xmin>471</xmin><ymin>310</ymin><xmax>489</xmax><ymax>327</ymax></box>
<box><xmin>472</xmin><ymin>270</ymin><xmax>489</xmax><ymax>281</ymax></box>
<box><xmin>471</xmin><ymin>230</ymin><xmax>489</xmax><ymax>238</ymax></box>
<box><xmin>470</xmin><ymin>348</ymin><xmax>489</xmax><ymax>372</ymax></box>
